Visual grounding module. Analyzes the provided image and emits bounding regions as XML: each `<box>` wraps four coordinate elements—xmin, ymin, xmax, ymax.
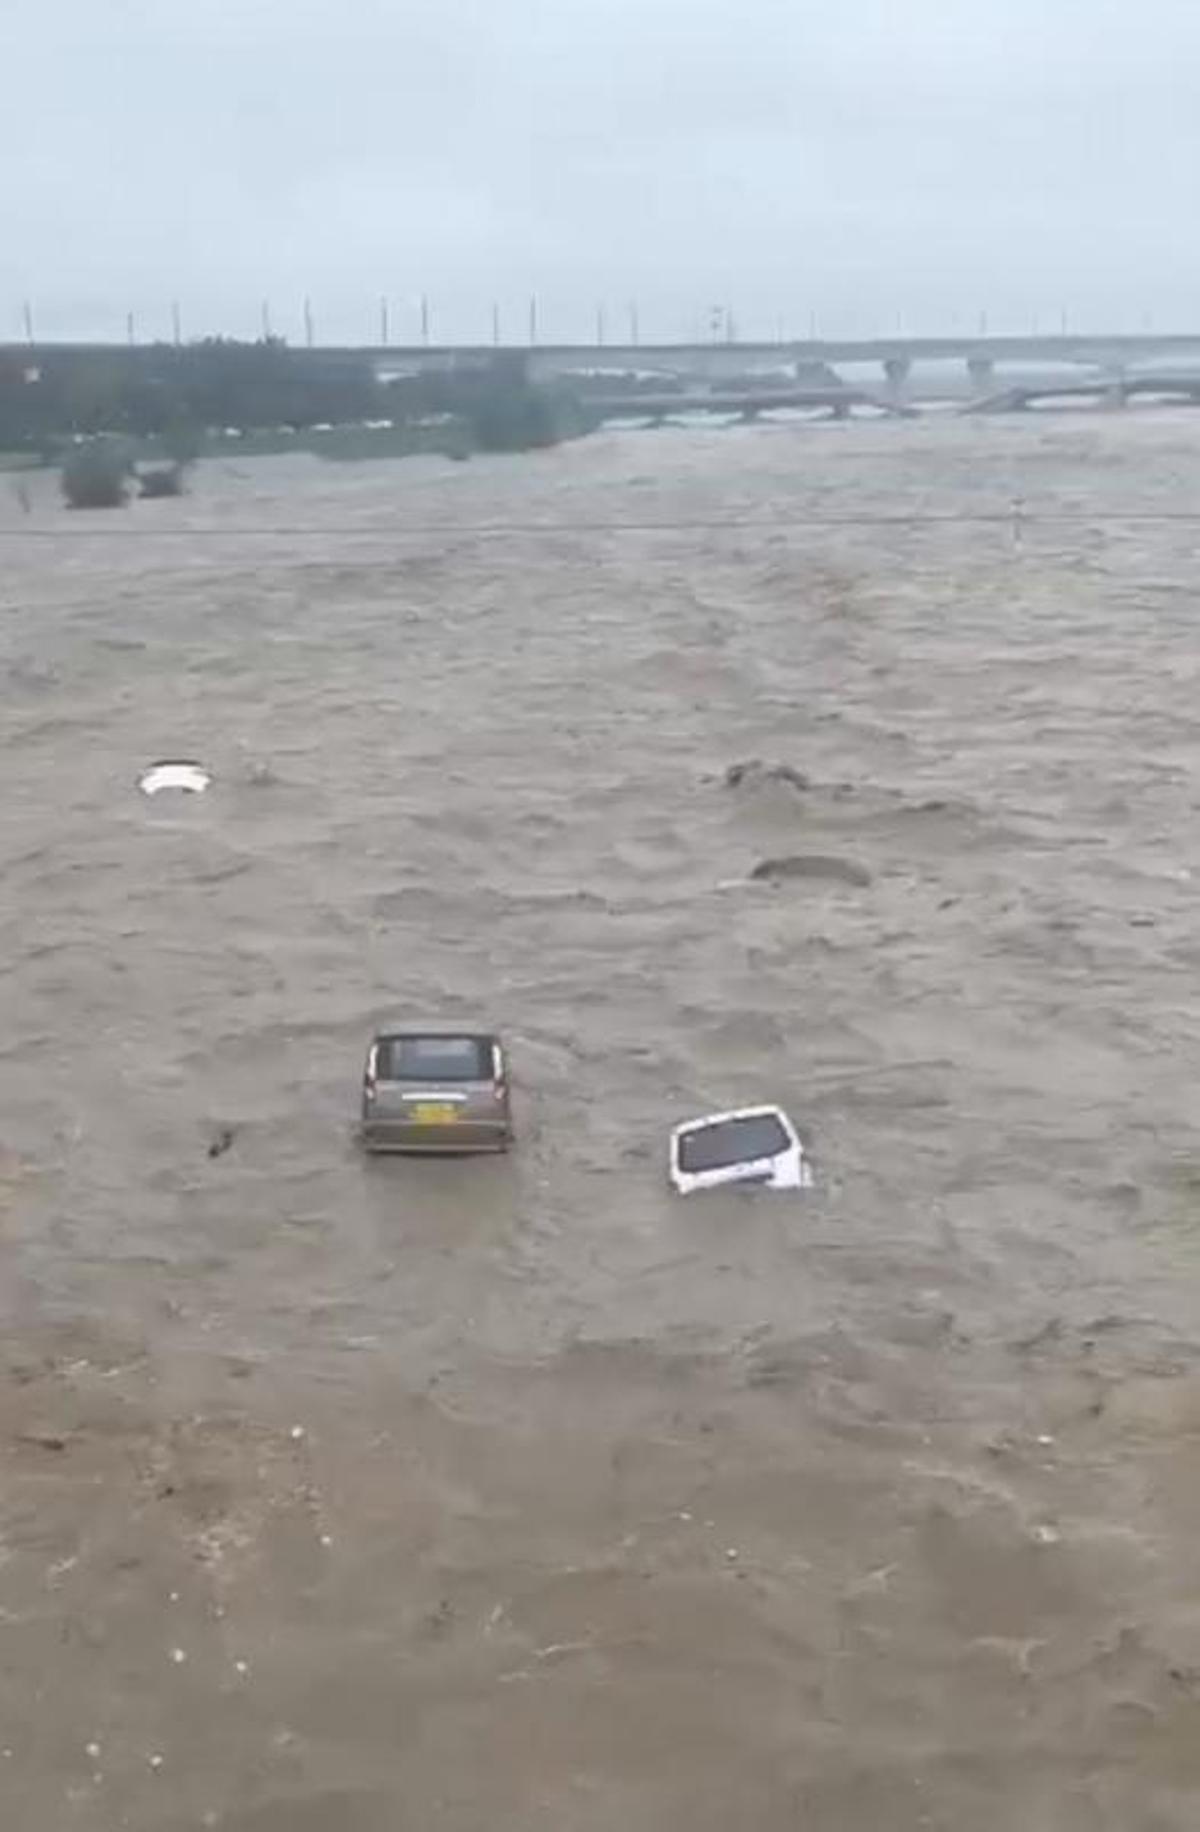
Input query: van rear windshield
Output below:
<box><xmin>379</xmin><ymin>1036</ymin><xmax>490</xmax><ymax>1082</ymax></box>
<box><xmin>677</xmin><ymin>1113</ymin><xmax>789</xmax><ymax>1173</ymax></box>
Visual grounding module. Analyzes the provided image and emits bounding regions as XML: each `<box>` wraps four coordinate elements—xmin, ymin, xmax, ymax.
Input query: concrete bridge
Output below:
<box><xmin>522</xmin><ymin>334</ymin><xmax>1200</xmax><ymax>391</ymax></box>
<box><xmin>587</xmin><ymin>385</ymin><xmax>915</xmax><ymax>423</ymax></box>
<box><xmin>8</xmin><ymin>335</ymin><xmax>1200</xmax><ymax>427</ymax></box>
<box><xmin>7</xmin><ymin>332</ymin><xmax>1200</xmax><ymax>392</ymax></box>
<box><xmin>370</xmin><ymin>334</ymin><xmax>1200</xmax><ymax>393</ymax></box>
<box><xmin>968</xmin><ymin>372</ymin><xmax>1200</xmax><ymax>414</ymax></box>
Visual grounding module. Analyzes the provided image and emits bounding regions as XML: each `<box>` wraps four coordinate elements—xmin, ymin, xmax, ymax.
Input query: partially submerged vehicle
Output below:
<box><xmin>361</xmin><ymin>1031</ymin><xmax>512</xmax><ymax>1154</ymax></box>
<box><xmin>669</xmin><ymin>1104</ymin><xmax>811</xmax><ymax>1195</ymax></box>
<box><xmin>138</xmin><ymin>761</ymin><xmax>212</xmax><ymax>796</ymax></box>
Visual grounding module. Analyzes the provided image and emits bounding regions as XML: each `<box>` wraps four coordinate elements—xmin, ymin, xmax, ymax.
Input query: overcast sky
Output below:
<box><xmin>4</xmin><ymin>0</ymin><xmax>1200</xmax><ymax>344</ymax></box>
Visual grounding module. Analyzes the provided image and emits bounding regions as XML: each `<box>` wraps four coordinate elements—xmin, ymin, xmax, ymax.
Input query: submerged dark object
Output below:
<box><xmin>750</xmin><ymin>854</ymin><xmax>872</xmax><ymax>888</ymax></box>
<box><xmin>138</xmin><ymin>463</ymin><xmax>186</xmax><ymax>499</ymax></box>
<box><xmin>724</xmin><ymin>759</ymin><xmax>811</xmax><ymax>792</ymax></box>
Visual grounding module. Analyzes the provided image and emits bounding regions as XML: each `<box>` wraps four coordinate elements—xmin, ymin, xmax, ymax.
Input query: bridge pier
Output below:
<box><xmin>492</xmin><ymin>348</ymin><xmax>533</xmax><ymax>385</ymax></box>
<box><xmin>967</xmin><ymin>356</ymin><xmax>995</xmax><ymax>394</ymax></box>
<box><xmin>882</xmin><ymin>357</ymin><xmax>911</xmax><ymax>399</ymax></box>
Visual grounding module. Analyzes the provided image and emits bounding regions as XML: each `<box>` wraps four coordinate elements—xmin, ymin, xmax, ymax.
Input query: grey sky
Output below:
<box><xmin>4</xmin><ymin>0</ymin><xmax>1200</xmax><ymax>343</ymax></box>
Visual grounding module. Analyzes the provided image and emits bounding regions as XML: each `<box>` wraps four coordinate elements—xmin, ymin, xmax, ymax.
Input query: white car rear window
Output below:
<box><xmin>677</xmin><ymin>1113</ymin><xmax>789</xmax><ymax>1173</ymax></box>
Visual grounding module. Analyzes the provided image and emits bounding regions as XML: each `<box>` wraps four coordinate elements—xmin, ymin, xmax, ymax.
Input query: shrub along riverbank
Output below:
<box><xmin>0</xmin><ymin>340</ymin><xmax>596</xmax><ymax>472</ymax></box>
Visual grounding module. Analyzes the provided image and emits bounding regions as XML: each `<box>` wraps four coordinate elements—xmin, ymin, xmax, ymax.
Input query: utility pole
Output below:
<box><xmin>22</xmin><ymin>300</ymin><xmax>35</xmax><ymax>347</ymax></box>
<box><xmin>261</xmin><ymin>299</ymin><xmax>272</xmax><ymax>341</ymax></box>
<box><xmin>528</xmin><ymin>294</ymin><xmax>538</xmax><ymax>345</ymax></box>
<box><xmin>491</xmin><ymin>301</ymin><xmax>500</xmax><ymax>346</ymax></box>
<box><xmin>304</xmin><ymin>297</ymin><xmax>314</xmax><ymax>347</ymax></box>
<box><xmin>421</xmin><ymin>294</ymin><xmax>430</xmax><ymax>345</ymax></box>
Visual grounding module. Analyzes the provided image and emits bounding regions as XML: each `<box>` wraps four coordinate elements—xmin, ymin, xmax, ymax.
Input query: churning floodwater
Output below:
<box><xmin>3</xmin><ymin>411</ymin><xmax>1200</xmax><ymax>1829</ymax></box>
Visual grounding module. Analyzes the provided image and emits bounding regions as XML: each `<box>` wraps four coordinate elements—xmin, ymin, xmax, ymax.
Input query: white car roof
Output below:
<box><xmin>670</xmin><ymin>1104</ymin><xmax>796</xmax><ymax>1142</ymax></box>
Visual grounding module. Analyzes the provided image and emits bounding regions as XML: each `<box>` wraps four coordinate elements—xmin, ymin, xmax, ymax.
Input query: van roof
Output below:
<box><xmin>372</xmin><ymin>1028</ymin><xmax>500</xmax><ymax>1045</ymax></box>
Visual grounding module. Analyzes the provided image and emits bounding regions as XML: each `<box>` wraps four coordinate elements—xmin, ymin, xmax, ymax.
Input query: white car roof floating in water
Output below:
<box><xmin>669</xmin><ymin>1104</ymin><xmax>812</xmax><ymax>1195</ymax></box>
<box><xmin>138</xmin><ymin>761</ymin><xmax>212</xmax><ymax>797</ymax></box>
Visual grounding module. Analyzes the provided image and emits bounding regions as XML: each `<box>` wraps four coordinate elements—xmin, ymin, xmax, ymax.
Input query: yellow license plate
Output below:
<box><xmin>413</xmin><ymin>1103</ymin><xmax>459</xmax><ymax>1125</ymax></box>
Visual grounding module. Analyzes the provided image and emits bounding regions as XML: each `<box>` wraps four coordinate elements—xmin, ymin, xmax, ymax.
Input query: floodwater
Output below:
<box><xmin>3</xmin><ymin>412</ymin><xmax>1200</xmax><ymax>1829</ymax></box>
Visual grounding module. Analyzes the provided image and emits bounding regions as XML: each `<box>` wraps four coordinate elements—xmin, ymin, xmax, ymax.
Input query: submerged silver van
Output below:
<box><xmin>360</xmin><ymin>1031</ymin><xmax>513</xmax><ymax>1154</ymax></box>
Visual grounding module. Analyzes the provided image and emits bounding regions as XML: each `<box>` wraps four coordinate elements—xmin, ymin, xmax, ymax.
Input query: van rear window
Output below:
<box><xmin>677</xmin><ymin>1113</ymin><xmax>789</xmax><ymax>1173</ymax></box>
<box><xmin>380</xmin><ymin>1036</ymin><xmax>490</xmax><ymax>1082</ymax></box>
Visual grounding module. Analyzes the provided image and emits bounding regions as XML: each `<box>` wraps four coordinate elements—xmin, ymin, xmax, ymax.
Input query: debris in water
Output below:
<box><xmin>17</xmin><ymin>1431</ymin><xmax>67</xmax><ymax>1453</ymax></box>
<box><xmin>207</xmin><ymin>1128</ymin><xmax>235</xmax><ymax>1160</ymax></box>
<box><xmin>724</xmin><ymin>759</ymin><xmax>811</xmax><ymax>792</ymax></box>
<box><xmin>749</xmin><ymin>854</ymin><xmax>872</xmax><ymax>888</ymax></box>
<box><xmin>1012</xmin><ymin>1317</ymin><xmax>1063</xmax><ymax>1354</ymax></box>
<box><xmin>242</xmin><ymin>760</ymin><xmax>279</xmax><ymax>789</ymax></box>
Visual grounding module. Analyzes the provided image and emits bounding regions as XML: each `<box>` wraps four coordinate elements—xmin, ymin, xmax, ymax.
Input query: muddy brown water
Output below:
<box><xmin>4</xmin><ymin>413</ymin><xmax>1200</xmax><ymax>1828</ymax></box>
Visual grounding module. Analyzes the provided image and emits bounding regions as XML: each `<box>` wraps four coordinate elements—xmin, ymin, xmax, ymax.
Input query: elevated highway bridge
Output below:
<box><xmin>7</xmin><ymin>335</ymin><xmax>1200</xmax><ymax>424</ymax></box>
<box><xmin>7</xmin><ymin>332</ymin><xmax>1200</xmax><ymax>387</ymax></box>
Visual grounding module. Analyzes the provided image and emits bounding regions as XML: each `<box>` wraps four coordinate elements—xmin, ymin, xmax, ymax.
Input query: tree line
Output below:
<box><xmin>0</xmin><ymin>340</ymin><xmax>591</xmax><ymax>457</ymax></box>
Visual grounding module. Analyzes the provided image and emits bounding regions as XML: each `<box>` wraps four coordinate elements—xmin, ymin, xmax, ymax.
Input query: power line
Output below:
<box><xmin>2</xmin><ymin>508</ymin><xmax>1200</xmax><ymax>539</ymax></box>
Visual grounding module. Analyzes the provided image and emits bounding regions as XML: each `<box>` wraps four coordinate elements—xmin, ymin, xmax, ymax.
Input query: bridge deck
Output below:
<box><xmin>7</xmin><ymin>334</ymin><xmax>1200</xmax><ymax>369</ymax></box>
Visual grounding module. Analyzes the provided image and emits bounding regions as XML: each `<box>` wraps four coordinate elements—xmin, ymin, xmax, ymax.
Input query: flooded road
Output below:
<box><xmin>3</xmin><ymin>412</ymin><xmax>1200</xmax><ymax>1828</ymax></box>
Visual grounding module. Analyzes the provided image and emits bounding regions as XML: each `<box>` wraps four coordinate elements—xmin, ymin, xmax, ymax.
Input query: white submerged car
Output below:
<box><xmin>669</xmin><ymin>1105</ymin><xmax>812</xmax><ymax>1195</ymax></box>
